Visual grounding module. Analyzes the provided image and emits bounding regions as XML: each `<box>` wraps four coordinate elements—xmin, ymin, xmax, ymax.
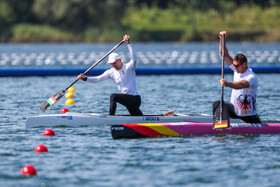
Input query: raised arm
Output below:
<box><xmin>219</xmin><ymin>31</ymin><xmax>233</xmax><ymax>67</ymax></box>
<box><xmin>124</xmin><ymin>34</ymin><xmax>137</xmax><ymax>69</ymax></box>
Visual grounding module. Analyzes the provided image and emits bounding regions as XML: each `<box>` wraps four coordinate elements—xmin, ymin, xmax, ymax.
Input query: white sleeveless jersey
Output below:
<box><xmin>229</xmin><ymin>64</ymin><xmax>258</xmax><ymax>116</ymax></box>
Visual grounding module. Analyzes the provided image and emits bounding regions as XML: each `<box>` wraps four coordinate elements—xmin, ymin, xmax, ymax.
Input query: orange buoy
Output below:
<box><xmin>34</xmin><ymin>145</ymin><xmax>48</xmax><ymax>153</ymax></box>
<box><xmin>65</xmin><ymin>99</ymin><xmax>74</xmax><ymax>105</ymax></box>
<box><xmin>60</xmin><ymin>108</ymin><xmax>69</xmax><ymax>113</ymax></box>
<box><xmin>21</xmin><ymin>165</ymin><xmax>37</xmax><ymax>176</ymax></box>
<box><xmin>65</xmin><ymin>92</ymin><xmax>74</xmax><ymax>98</ymax></box>
<box><xmin>43</xmin><ymin>129</ymin><xmax>55</xmax><ymax>136</ymax></box>
<box><xmin>68</xmin><ymin>87</ymin><xmax>75</xmax><ymax>92</ymax></box>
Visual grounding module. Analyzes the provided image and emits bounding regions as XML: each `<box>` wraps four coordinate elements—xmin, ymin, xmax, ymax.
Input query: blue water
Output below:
<box><xmin>1</xmin><ymin>43</ymin><xmax>280</xmax><ymax>186</ymax></box>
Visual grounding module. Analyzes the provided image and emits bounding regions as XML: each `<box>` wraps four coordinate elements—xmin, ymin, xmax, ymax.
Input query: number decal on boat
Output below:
<box><xmin>144</xmin><ymin>117</ymin><xmax>160</xmax><ymax>121</ymax></box>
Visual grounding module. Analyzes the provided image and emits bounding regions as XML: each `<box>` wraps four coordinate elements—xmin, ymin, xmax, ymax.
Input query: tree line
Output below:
<box><xmin>0</xmin><ymin>0</ymin><xmax>279</xmax><ymax>42</ymax></box>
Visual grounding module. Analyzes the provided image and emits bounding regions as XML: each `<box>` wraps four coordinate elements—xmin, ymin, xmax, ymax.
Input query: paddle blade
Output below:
<box><xmin>40</xmin><ymin>90</ymin><xmax>65</xmax><ymax>112</ymax></box>
<box><xmin>212</xmin><ymin>101</ymin><xmax>230</xmax><ymax>129</ymax></box>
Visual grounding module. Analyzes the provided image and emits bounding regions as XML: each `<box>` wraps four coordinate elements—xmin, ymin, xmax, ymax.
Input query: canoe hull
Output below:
<box><xmin>111</xmin><ymin>122</ymin><xmax>280</xmax><ymax>139</ymax></box>
<box><xmin>25</xmin><ymin>113</ymin><xmax>233</xmax><ymax>128</ymax></box>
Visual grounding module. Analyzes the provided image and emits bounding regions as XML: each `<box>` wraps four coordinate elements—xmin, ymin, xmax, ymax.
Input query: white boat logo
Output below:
<box><xmin>111</xmin><ymin>126</ymin><xmax>124</xmax><ymax>131</ymax></box>
<box><xmin>231</xmin><ymin>123</ymin><xmax>261</xmax><ymax>128</ymax></box>
<box><xmin>58</xmin><ymin>116</ymin><xmax>73</xmax><ymax>120</ymax></box>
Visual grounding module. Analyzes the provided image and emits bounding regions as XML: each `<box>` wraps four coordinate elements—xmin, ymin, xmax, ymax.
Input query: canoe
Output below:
<box><xmin>111</xmin><ymin>122</ymin><xmax>280</xmax><ymax>139</ymax></box>
<box><xmin>25</xmin><ymin>112</ymin><xmax>242</xmax><ymax>128</ymax></box>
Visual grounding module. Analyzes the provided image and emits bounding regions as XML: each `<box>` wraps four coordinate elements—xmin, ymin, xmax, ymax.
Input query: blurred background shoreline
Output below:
<box><xmin>0</xmin><ymin>0</ymin><xmax>280</xmax><ymax>43</ymax></box>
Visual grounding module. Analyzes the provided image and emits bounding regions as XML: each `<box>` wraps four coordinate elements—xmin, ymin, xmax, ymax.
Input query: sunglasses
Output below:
<box><xmin>233</xmin><ymin>63</ymin><xmax>243</xmax><ymax>68</ymax></box>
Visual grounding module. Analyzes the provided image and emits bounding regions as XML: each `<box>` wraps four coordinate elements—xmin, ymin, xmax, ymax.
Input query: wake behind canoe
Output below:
<box><xmin>111</xmin><ymin>122</ymin><xmax>280</xmax><ymax>139</ymax></box>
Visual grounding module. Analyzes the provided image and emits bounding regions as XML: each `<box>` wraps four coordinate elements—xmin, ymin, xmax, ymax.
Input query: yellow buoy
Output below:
<box><xmin>65</xmin><ymin>99</ymin><xmax>75</xmax><ymax>105</ymax></box>
<box><xmin>65</xmin><ymin>92</ymin><xmax>74</xmax><ymax>98</ymax></box>
<box><xmin>68</xmin><ymin>87</ymin><xmax>75</xmax><ymax>92</ymax></box>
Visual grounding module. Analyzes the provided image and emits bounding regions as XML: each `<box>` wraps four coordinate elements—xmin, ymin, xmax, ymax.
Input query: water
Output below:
<box><xmin>1</xmin><ymin>43</ymin><xmax>280</xmax><ymax>186</ymax></box>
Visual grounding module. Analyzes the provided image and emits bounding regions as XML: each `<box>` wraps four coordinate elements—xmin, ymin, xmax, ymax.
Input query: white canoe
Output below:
<box><xmin>25</xmin><ymin>112</ymin><xmax>243</xmax><ymax>128</ymax></box>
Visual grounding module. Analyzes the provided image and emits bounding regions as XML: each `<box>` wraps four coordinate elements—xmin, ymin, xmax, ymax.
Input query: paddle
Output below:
<box><xmin>40</xmin><ymin>39</ymin><xmax>125</xmax><ymax>112</ymax></box>
<box><xmin>213</xmin><ymin>35</ymin><xmax>230</xmax><ymax>129</ymax></box>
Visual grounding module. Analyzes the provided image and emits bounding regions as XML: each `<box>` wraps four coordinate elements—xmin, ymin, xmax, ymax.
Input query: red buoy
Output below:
<box><xmin>43</xmin><ymin>129</ymin><xmax>55</xmax><ymax>136</ymax></box>
<box><xmin>34</xmin><ymin>144</ymin><xmax>48</xmax><ymax>153</ymax></box>
<box><xmin>60</xmin><ymin>108</ymin><xmax>69</xmax><ymax>113</ymax></box>
<box><xmin>21</xmin><ymin>165</ymin><xmax>37</xmax><ymax>176</ymax></box>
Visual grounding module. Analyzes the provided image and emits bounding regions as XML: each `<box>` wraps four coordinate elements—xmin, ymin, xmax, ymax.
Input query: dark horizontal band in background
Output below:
<box><xmin>1</xmin><ymin>66</ymin><xmax>280</xmax><ymax>77</ymax></box>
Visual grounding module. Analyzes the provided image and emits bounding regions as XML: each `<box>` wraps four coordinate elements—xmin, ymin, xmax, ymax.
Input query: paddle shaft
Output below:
<box><xmin>220</xmin><ymin>36</ymin><xmax>225</xmax><ymax>120</ymax></box>
<box><xmin>63</xmin><ymin>39</ymin><xmax>125</xmax><ymax>92</ymax></box>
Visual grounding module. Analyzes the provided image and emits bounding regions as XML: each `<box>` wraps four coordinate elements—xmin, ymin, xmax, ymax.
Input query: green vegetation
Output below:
<box><xmin>11</xmin><ymin>24</ymin><xmax>79</xmax><ymax>42</ymax></box>
<box><xmin>0</xmin><ymin>0</ymin><xmax>279</xmax><ymax>42</ymax></box>
<box><xmin>122</xmin><ymin>5</ymin><xmax>280</xmax><ymax>42</ymax></box>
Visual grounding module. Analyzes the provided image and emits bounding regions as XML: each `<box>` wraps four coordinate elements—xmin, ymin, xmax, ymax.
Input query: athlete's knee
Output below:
<box><xmin>110</xmin><ymin>94</ymin><xmax>118</xmax><ymax>101</ymax></box>
<box><xmin>212</xmin><ymin>101</ymin><xmax>220</xmax><ymax>110</ymax></box>
<box><xmin>128</xmin><ymin>108</ymin><xmax>143</xmax><ymax>116</ymax></box>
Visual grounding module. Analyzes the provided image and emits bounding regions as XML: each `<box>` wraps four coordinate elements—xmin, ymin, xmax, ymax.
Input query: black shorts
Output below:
<box><xmin>110</xmin><ymin>93</ymin><xmax>143</xmax><ymax>116</ymax></box>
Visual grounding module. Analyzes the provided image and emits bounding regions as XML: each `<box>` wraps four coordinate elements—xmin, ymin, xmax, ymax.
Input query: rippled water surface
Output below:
<box><xmin>1</xmin><ymin>74</ymin><xmax>280</xmax><ymax>187</ymax></box>
<box><xmin>1</xmin><ymin>42</ymin><xmax>280</xmax><ymax>186</ymax></box>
